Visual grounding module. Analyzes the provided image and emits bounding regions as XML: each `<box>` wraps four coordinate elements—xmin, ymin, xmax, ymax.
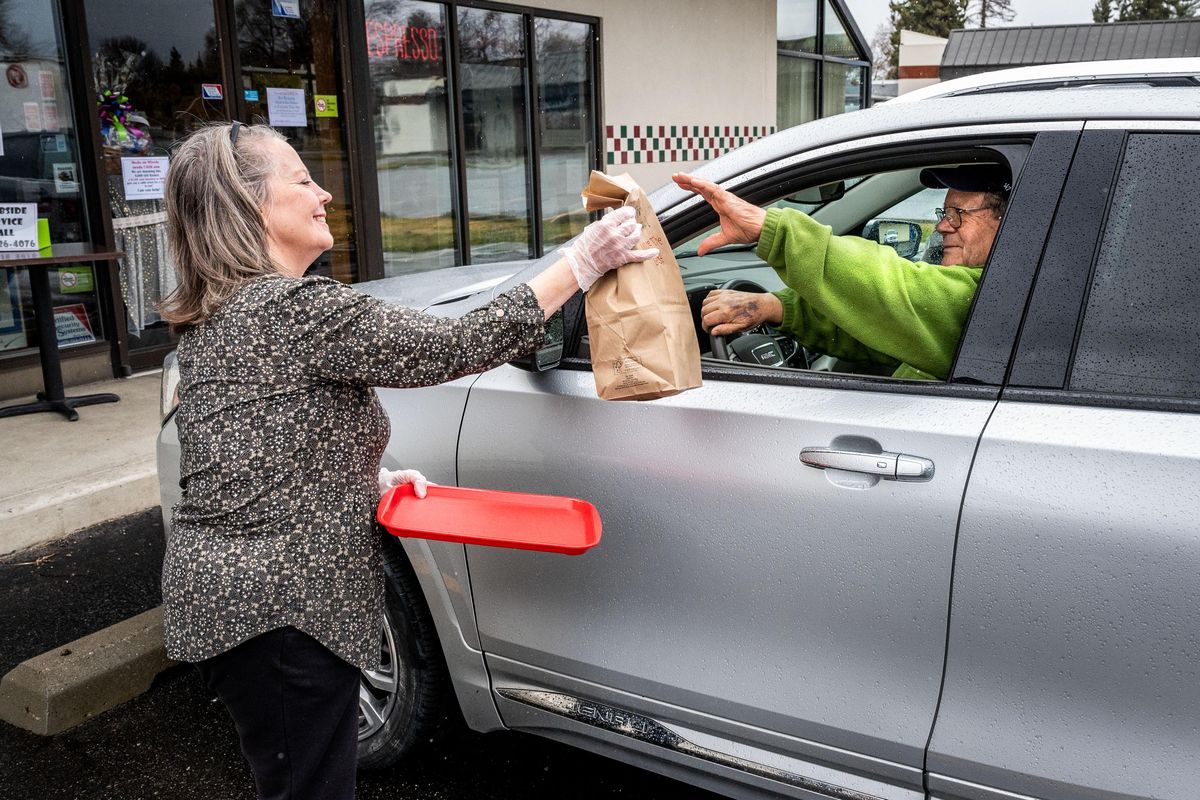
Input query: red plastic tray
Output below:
<box><xmin>377</xmin><ymin>483</ymin><xmax>602</xmax><ymax>555</ymax></box>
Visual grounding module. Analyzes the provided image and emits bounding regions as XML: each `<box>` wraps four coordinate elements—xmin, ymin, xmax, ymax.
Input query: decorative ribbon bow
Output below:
<box><xmin>97</xmin><ymin>88</ymin><xmax>150</xmax><ymax>153</ymax></box>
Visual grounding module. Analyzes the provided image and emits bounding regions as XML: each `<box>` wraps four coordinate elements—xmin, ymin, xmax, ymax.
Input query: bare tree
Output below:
<box><xmin>0</xmin><ymin>0</ymin><xmax>35</xmax><ymax>57</ymax></box>
<box><xmin>969</xmin><ymin>0</ymin><xmax>1017</xmax><ymax>27</ymax></box>
<box><xmin>871</xmin><ymin>22</ymin><xmax>895</xmax><ymax>80</ymax></box>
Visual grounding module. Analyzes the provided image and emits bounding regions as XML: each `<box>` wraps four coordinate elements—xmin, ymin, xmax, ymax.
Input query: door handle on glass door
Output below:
<box><xmin>799</xmin><ymin>447</ymin><xmax>934</xmax><ymax>482</ymax></box>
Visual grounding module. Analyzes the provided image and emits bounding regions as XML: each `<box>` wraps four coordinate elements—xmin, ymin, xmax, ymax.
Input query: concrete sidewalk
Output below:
<box><xmin>0</xmin><ymin>372</ymin><xmax>162</xmax><ymax>557</ymax></box>
<box><xmin>0</xmin><ymin>372</ymin><xmax>169</xmax><ymax>735</ymax></box>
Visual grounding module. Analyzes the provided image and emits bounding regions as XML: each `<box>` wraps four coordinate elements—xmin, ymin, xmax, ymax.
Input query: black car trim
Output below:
<box><xmin>1001</xmin><ymin>386</ymin><xmax>1200</xmax><ymax>415</ymax></box>
<box><xmin>949</xmin><ymin>131</ymin><xmax>1079</xmax><ymax>386</ymax></box>
<box><xmin>497</xmin><ymin>688</ymin><xmax>887</xmax><ymax>800</ymax></box>
<box><xmin>558</xmin><ymin>357</ymin><xmax>1001</xmax><ymax>401</ymax></box>
<box><xmin>1008</xmin><ymin>130</ymin><xmax>1125</xmax><ymax>389</ymax></box>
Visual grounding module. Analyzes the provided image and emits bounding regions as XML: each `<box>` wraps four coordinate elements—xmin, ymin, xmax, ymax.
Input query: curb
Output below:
<box><xmin>0</xmin><ymin>606</ymin><xmax>177</xmax><ymax>736</ymax></box>
<box><xmin>0</xmin><ymin>460</ymin><xmax>159</xmax><ymax>557</ymax></box>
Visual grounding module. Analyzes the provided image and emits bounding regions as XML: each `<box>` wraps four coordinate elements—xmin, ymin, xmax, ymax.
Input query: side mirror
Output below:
<box><xmin>511</xmin><ymin>307</ymin><xmax>564</xmax><ymax>372</ymax></box>
<box><xmin>862</xmin><ymin>219</ymin><xmax>922</xmax><ymax>260</ymax></box>
<box><xmin>786</xmin><ymin>181</ymin><xmax>846</xmax><ymax>205</ymax></box>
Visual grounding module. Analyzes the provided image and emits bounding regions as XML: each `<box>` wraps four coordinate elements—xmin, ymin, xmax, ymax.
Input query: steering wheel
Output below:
<box><xmin>708</xmin><ymin>279</ymin><xmax>799</xmax><ymax>366</ymax></box>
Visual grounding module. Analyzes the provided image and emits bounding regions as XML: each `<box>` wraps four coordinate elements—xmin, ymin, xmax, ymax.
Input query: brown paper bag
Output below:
<box><xmin>581</xmin><ymin>171</ymin><xmax>702</xmax><ymax>401</ymax></box>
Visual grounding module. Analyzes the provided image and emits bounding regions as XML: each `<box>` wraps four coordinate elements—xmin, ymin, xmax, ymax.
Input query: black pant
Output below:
<box><xmin>196</xmin><ymin>627</ymin><xmax>360</xmax><ymax>800</ymax></box>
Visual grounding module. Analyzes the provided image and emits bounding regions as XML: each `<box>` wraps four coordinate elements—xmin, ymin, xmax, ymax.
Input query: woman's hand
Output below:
<box><xmin>561</xmin><ymin>206</ymin><xmax>660</xmax><ymax>291</ymax></box>
<box><xmin>377</xmin><ymin>468</ymin><xmax>431</xmax><ymax>498</ymax></box>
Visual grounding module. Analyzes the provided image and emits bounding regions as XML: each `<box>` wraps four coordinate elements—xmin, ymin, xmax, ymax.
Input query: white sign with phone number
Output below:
<box><xmin>0</xmin><ymin>204</ymin><xmax>38</xmax><ymax>251</ymax></box>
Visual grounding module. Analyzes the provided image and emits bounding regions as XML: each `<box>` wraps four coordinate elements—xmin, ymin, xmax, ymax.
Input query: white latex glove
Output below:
<box><xmin>378</xmin><ymin>468</ymin><xmax>431</xmax><ymax>499</ymax></box>
<box><xmin>561</xmin><ymin>206</ymin><xmax>660</xmax><ymax>291</ymax></box>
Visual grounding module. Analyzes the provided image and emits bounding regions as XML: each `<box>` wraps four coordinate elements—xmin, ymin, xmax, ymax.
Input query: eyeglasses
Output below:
<box><xmin>229</xmin><ymin>120</ymin><xmax>243</xmax><ymax>149</ymax></box>
<box><xmin>933</xmin><ymin>205</ymin><xmax>996</xmax><ymax>228</ymax></box>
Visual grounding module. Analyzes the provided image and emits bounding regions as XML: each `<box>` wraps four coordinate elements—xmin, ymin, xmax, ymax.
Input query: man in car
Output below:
<box><xmin>672</xmin><ymin>165</ymin><xmax>1010</xmax><ymax>380</ymax></box>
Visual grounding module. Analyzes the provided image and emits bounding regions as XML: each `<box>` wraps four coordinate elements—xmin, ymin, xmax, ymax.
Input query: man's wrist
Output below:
<box><xmin>765</xmin><ymin>292</ymin><xmax>784</xmax><ymax>325</ymax></box>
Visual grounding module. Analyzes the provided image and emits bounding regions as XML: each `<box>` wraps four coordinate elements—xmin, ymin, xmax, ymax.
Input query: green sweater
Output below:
<box><xmin>756</xmin><ymin>208</ymin><xmax>982</xmax><ymax>381</ymax></box>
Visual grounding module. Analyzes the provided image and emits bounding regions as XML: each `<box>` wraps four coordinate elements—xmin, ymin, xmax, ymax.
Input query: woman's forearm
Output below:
<box><xmin>525</xmin><ymin>257</ymin><xmax>582</xmax><ymax>320</ymax></box>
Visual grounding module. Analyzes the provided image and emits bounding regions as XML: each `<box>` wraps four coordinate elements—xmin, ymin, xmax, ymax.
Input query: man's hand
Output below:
<box><xmin>701</xmin><ymin>290</ymin><xmax>783</xmax><ymax>337</ymax></box>
<box><xmin>672</xmin><ymin>172</ymin><xmax>766</xmax><ymax>256</ymax></box>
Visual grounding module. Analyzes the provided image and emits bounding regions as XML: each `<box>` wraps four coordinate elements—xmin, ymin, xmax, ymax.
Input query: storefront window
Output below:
<box><xmin>822</xmin><ymin>2</ymin><xmax>859</xmax><ymax>59</ymax></box>
<box><xmin>777</xmin><ymin>55</ymin><xmax>817</xmax><ymax>129</ymax></box>
<box><xmin>458</xmin><ymin>6</ymin><xmax>532</xmax><ymax>264</ymax></box>
<box><xmin>777</xmin><ymin>0</ymin><xmax>818</xmax><ymax>53</ymax></box>
<box><xmin>1</xmin><ymin>0</ymin><xmax>103</xmax><ymax>355</ymax></box>
<box><xmin>776</xmin><ymin>0</ymin><xmax>869</xmax><ymax>130</ymax></box>
<box><xmin>237</xmin><ymin>0</ymin><xmax>359</xmax><ymax>284</ymax></box>
<box><xmin>535</xmin><ymin>17</ymin><xmax>593</xmax><ymax>249</ymax></box>
<box><xmin>366</xmin><ymin>0</ymin><xmax>457</xmax><ymax>276</ymax></box>
<box><xmin>86</xmin><ymin>0</ymin><xmax>222</xmax><ymax>360</ymax></box>
<box><xmin>364</xmin><ymin>2</ymin><xmax>598</xmax><ymax>269</ymax></box>
<box><xmin>823</xmin><ymin>62</ymin><xmax>866</xmax><ymax>115</ymax></box>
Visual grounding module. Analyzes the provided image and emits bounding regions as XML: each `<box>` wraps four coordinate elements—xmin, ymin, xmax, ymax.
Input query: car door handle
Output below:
<box><xmin>800</xmin><ymin>447</ymin><xmax>934</xmax><ymax>482</ymax></box>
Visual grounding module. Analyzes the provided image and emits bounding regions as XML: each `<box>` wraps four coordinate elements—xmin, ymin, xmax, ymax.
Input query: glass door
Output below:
<box><xmin>0</xmin><ymin>1</ymin><xmax>102</xmax><ymax>359</ymax></box>
<box><xmin>366</xmin><ymin>0</ymin><xmax>458</xmax><ymax>276</ymax></box>
<box><xmin>85</xmin><ymin>0</ymin><xmax>226</xmax><ymax>367</ymax></box>
<box><xmin>235</xmin><ymin>0</ymin><xmax>359</xmax><ymax>283</ymax></box>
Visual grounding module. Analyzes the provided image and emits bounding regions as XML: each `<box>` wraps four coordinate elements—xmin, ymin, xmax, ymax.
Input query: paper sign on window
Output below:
<box><xmin>267</xmin><ymin>87</ymin><xmax>307</xmax><ymax>127</ymax></box>
<box><xmin>121</xmin><ymin>157</ymin><xmax>169</xmax><ymax>200</ymax></box>
<box><xmin>272</xmin><ymin>0</ymin><xmax>301</xmax><ymax>19</ymax></box>
<box><xmin>0</xmin><ymin>204</ymin><xmax>39</xmax><ymax>251</ymax></box>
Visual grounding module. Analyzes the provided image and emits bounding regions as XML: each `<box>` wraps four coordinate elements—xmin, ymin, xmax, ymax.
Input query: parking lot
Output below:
<box><xmin>0</xmin><ymin>512</ymin><xmax>720</xmax><ymax>800</ymax></box>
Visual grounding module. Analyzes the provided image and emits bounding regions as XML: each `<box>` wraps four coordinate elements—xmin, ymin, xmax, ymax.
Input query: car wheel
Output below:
<box><xmin>356</xmin><ymin>546</ymin><xmax>445</xmax><ymax>770</ymax></box>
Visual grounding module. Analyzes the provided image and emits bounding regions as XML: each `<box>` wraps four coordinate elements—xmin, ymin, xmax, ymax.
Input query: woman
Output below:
<box><xmin>159</xmin><ymin>122</ymin><xmax>655</xmax><ymax>800</ymax></box>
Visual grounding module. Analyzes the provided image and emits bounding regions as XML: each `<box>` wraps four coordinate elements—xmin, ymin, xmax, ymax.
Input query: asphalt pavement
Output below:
<box><xmin>0</xmin><ymin>511</ymin><xmax>723</xmax><ymax>800</ymax></box>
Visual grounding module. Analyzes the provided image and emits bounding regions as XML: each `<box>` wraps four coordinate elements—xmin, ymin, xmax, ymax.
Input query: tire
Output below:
<box><xmin>356</xmin><ymin>542</ymin><xmax>446</xmax><ymax>770</ymax></box>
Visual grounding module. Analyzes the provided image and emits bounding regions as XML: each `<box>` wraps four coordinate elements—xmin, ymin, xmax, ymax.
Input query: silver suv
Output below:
<box><xmin>158</xmin><ymin>72</ymin><xmax>1200</xmax><ymax>800</ymax></box>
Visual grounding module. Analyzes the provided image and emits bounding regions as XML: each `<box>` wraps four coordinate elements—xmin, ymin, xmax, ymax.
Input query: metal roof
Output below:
<box><xmin>941</xmin><ymin>19</ymin><xmax>1200</xmax><ymax>80</ymax></box>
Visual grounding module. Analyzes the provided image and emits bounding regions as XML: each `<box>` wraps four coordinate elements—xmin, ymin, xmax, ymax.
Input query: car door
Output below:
<box><xmin>457</xmin><ymin>127</ymin><xmax>1079</xmax><ymax>799</ymax></box>
<box><xmin>928</xmin><ymin>125</ymin><xmax>1200</xmax><ymax>800</ymax></box>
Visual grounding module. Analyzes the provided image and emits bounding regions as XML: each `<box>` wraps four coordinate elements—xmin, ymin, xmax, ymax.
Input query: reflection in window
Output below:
<box><xmin>367</xmin><ymin>0</ymin><xmax>457</xmax><ymax>275</ymax></box>
<box><xmin>777</xmin><ymin>0</ymin><xmax>818</xmax><ymax>52</ymax></box>
<box><xmin>237</xmin><ymin>0</ymin><xmax>358</xmax><ymax>284</ymax></box>
<box><xmin>0</xmin><ymin>1</ymin><xmax>104</xmax><ymax>355</ymax></box>
<box><xmin>776</xmin><ymin>0</ymin><xmax>869</xmax><ymax>130</ymax></box>
<box><xmin>535</xmin><ymin>18</ymin><xmax>593</xmax><ymax>249</ymax></box>
<box><xmin>777</xmin><ymin>56</ymin><xmax>817</xmax><ymax>129</ymax></box>
<box><xmin>87</xmin><ymin>0</ymin><xmax>222</xmax><ymax>353</ymax></box>
<box><xmin>1072</xmin><ymin>134</ymin><xmax>1200</xmax><ymax>399</ymax></box>
<box><xmin>822</xmin><ymin>1</ymin><xmax>859</xmax><ymax>58</ymax></box>
<box><xmin>822</xmin><ymin>63</ymin><xmax>866</xmax><ymax>116</ymax></box>
<box><xmin>459</xmin><ymin>7</ymin><xmax>532</xmax><ymax>264</ymax></box>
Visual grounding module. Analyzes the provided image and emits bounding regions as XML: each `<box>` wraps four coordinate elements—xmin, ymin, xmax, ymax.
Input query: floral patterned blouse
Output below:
<box><xmin>162</xmin><ymin>275</ymin><xmax>545</xmax><ymax>669</ymax></box>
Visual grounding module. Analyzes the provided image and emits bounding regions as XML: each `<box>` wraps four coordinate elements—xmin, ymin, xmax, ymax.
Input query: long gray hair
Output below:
<box><xmin>159</xmin><ymin>123</ymin><xmax>286</xmax><ymax>332</ymax></box>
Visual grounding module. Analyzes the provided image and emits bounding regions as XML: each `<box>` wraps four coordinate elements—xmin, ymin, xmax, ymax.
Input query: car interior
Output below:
<box><xmin>669</xmin><ymin>167</ymin><xmax>952</xmax><ymax>375</ymax></box>
<box><xmin>567</xmin><ymin>155</ymin><xmax>1019</xmax><ymax>381</ymax></box>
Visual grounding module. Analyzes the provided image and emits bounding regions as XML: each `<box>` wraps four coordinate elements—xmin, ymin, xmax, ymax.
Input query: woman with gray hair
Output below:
<box><xmin>159</xmin><ymin>122</ymin><xmax>654</xmax><ymax>800</ymax></box>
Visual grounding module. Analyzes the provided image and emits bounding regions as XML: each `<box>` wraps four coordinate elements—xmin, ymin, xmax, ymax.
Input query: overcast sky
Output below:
<box><xmin>842</xmin><ymin>0</ymin><xmax>1100</xmax><ymax>44</ymax></box>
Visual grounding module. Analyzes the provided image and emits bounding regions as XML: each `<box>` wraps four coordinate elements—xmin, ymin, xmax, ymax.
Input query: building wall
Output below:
<box><xmin>898</xmin><ymin>29</ymin><xmax>946</xmax><ymax>96</ymax></box>
<box><xmin>501</xmin><ymin>0</ymin><xmax>777</xmax><ymax>191</ymax></box>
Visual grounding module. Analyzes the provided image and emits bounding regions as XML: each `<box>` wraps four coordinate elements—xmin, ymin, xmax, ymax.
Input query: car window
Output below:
<box><xmin>866</xmin><ymin>187</ymin><xmax>946</xmax><ymax>263</ymax></box>
<box><xmin>671</xmin><ymin>163</ymin><xmax>996</xmax><ymax>382</ymax></box>
<box><xmin>1070</xmin><ymin>132</ymin><xmax>1200</xmax><ymax>400</ymax></box>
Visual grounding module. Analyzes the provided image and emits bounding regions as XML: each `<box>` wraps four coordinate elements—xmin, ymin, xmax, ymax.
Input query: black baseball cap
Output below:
<box><xmin>919</xmin><ymin>164</ymin><xmax>1012</xmax><ymax>195</ymax></box>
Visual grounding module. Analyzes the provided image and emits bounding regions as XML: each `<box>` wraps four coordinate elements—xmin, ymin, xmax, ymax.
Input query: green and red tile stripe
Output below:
<box><xmin>605</xmin><ymin>124</ymin><xmax>776</xmax><ymax>165</ymax></box>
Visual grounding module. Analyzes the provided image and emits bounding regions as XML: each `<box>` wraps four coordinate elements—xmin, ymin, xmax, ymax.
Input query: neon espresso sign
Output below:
<box><xmin>366</xmin><ymin>20</ymin><xmax>441</xmax><ymax>62</ymax></box>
